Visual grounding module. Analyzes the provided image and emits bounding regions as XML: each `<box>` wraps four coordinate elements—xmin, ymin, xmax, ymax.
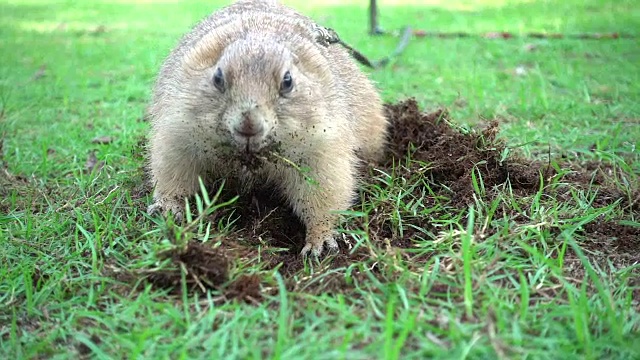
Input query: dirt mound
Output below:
<box><xmin>384</xmin><ymin>100</ymin><xmax>544</xmax><ymax>200</ymax></box>
<box><xmin>131</xmin><ymin>98</ymin><xmax>639</xmax><ymax>299</ymax></box>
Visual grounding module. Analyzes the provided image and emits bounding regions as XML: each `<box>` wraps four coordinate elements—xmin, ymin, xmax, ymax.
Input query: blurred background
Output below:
<box><xmin>0</xmin><ymin>0</ymin><xmax>638</xmax><ymax>170</ymax></box>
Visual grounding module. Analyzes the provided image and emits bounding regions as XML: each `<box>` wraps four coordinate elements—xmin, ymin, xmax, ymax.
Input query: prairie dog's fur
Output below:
<box><xmin>146</xmin><ymin>0</ymin><xmax>388</xmax><ymax>256</ymax></box>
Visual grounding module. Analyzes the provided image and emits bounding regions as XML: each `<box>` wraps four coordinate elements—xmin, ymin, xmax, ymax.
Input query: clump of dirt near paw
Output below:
<box><xmin>132</xmin><ymin>98</ymin><xmax>639</xmax><ymax>300</ymax></box>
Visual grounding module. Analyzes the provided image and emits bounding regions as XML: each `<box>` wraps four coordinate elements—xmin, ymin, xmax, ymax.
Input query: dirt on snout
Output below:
<box><xmin>134</xmin><ymin>98</ymin><xmax>639</xmax><ymax>300</ymax></box>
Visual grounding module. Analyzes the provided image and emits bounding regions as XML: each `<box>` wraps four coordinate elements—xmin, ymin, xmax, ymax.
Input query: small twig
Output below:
<box><xmin>191</xmin><ymin>272</ymin><xmax>207</xmax><ymax>293</ymax></box>
<box><xmin>255</xmin><ymin>207</ymin><xmax>279</xmax><ymax>227</ymax></box>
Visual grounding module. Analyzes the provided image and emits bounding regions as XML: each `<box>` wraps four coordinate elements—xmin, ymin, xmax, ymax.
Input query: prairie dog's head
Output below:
<box><xmin>188</xmin><ymin>35</ymin><xmax>328</xmax><ymax>155</ymax></box>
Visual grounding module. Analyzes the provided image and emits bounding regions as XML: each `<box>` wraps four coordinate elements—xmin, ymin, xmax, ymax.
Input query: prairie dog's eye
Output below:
<box><xmin>213</xmin><ymin>67</ymin><xmax>225</xmax><ymax>93</ymax></box>
<box><xmin>280</xmin><ymin>70</ymin><xmax>293</xmax><ymax>95</ymax></box>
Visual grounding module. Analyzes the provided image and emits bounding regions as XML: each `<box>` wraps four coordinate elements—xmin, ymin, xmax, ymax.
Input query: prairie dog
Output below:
<box><xmin>146</xmin><ymin>0</ymin><xmax>388</xmax><ymax>256</ymax></box>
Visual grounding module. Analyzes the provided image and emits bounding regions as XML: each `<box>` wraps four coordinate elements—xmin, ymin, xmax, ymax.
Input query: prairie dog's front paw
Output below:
<box><xmin>300</xmin><ymin>229</ymin><xmax>339</xmax><ymax>257</ymax></box>
<box><xmin>147</xmin><ymin>197</ymin><xmax>185</xmax><ymax>223</ymax></box>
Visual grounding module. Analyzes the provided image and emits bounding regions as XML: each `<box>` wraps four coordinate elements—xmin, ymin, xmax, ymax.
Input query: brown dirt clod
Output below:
<box><xmin>147</xmin><ymin>240</ymin><xmax>229</xmax><ymax>292</ymax></box>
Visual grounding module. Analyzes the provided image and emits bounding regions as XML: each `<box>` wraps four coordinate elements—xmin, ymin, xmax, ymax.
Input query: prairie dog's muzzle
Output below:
<box><xmin>234</xmin><ymin>111</ymin><xmax>265</xmax><ymax>137</ymax></box>
<box><xmin>229</xmin><ymin>106</ymin><xmax>271</xmax><ymax>152</ymax></box>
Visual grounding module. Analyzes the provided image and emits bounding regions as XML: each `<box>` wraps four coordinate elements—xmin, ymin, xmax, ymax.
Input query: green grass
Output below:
<box><xmin>1</xmin><ymin>0</ymin><xmax>639</xmax><ymax>358</ymax></box>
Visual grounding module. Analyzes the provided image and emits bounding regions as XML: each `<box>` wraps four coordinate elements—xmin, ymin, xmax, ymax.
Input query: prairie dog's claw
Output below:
<box><xmin>147</xmin><ymin>199</ymin><xmax>184</xmax><ymax>223</ymax></box>
<box><xmin>300</xmin><ymin>235</ymin><xmax>339</xmax><ymax>257</ymax></box>
<box><xmin>146</xmin><ymin>203</ymin><xmax>163</xmax><ymax>216</ymax></box>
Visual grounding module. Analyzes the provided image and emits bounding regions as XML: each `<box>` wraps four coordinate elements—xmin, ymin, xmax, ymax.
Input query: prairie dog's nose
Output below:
<box><xmin>234</xmin><ymin>111</ymin><xmax>264</xmax><ymax>137</ymax></box>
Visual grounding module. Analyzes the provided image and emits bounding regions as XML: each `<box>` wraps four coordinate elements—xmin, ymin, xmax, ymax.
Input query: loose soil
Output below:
<box><xmin>127</xmin><ymin>98</ymin><xmax>638</xmax><ymax>301</ymax></box>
